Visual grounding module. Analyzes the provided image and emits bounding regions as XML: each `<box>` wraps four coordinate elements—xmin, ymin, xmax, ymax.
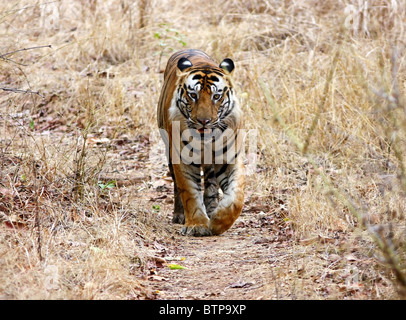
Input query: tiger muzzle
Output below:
<box><xmin>197</xmin><ymin>117</ymin><xmax>211</xmax><ymax>126</ymax></box>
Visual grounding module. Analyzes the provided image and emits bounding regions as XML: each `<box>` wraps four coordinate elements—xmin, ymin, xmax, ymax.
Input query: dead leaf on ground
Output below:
<box><xmin>246</xmin><ymin>204</ymin><xmax>271</xmax><ymax>212</ymax></box>
<box><xmin>0</xmin><ymin>187</ymin><xmax>15</xmax><ymax>198</ymax></box>
<box><xmin>148</xmin><ymin>275</ymin><xmax>168</xmax><ymax>282</ymax></box>
<box><xmin>149</xmin><ymin>194</ymin><xmax>167</xmax><ymax>201</ymax></box>
<box><xmin>98</xmin><ymin>174</ymin><xmax>146</xmax><ymax>187</ymax></box>
<box><xmin>148</xmin><ymin>255</ymin><xmax>167</xmax><ymax>264</ymax></box>
<box><xmin>229</xmin><ymin>281</ymin><xmax>254</xmax><ymax>289</ymax></box>
<box><xmin>345</xmin><ymin>254</ymin><xmax>359</xmax><ymax>262</ymax></box>
<box><xmin>86</xmin><ymin>137</ymin><xmax>111</xmax><ymax>146</ymax></box>
<box><xmin>153</xmin><ymin>176</ymin><xmax>172</xmax><ymax>189</ymax></box>
<box><xmin>299</xmin><ymin>234</ymin><xmax>336</xmax><ymax>245</ymax></box>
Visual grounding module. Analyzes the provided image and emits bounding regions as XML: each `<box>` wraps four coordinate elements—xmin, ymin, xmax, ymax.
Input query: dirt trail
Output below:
<box><xmin>147</xmin><ymin>225</ymin><xmax>276</xmax><ymax>300</ymax></box>
<box><xmin>141</xmin><ymin>211</ymin><xmax>361</xmax><ymax>300</ymax></box>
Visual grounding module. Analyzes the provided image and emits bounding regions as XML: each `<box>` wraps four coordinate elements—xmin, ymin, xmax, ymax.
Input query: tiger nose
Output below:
<box><xmin>197</xmin><ymin>117</ymin><xmax>211</xmax><ymax>126</ymax></box>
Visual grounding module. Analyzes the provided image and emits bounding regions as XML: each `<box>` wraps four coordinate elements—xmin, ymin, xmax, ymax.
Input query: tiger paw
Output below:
<box><xmin>172</xmin><ymin>213</ymin><xmax>185</xmax><ymax>224</ymax></box>
<box><xmin>181</xmin><ymin>225</ymin><xmax>212</xmax><ymax>237</ymax></box>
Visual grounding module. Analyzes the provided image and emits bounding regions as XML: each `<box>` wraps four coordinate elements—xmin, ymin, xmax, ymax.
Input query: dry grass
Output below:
<box><xmin>1</xmin><ymin>0</ymin><xmax>405</xmax><ymax>299</ymax></box>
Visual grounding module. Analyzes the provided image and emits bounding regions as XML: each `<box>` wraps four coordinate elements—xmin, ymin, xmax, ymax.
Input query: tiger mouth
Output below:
<box><xmin>197</xmin><ymin>128</ymin><xmax>212</xmax><ymax>134</ymax></box>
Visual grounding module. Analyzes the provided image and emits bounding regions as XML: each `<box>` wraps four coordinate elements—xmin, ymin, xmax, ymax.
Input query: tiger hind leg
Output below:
<box><xmin>209</xmin><ymin>161</ymin><xmax>244</xmax><ymax>235</ymax></box>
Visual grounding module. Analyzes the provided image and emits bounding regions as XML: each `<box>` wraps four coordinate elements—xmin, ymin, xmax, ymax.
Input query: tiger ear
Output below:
<box><xmin>177</xmin><ymin>57</ymin><xmax>193</xmax><ymax>71</ymax></box>
<box><xmin>219</xmin><ymin>58</ymin><xmax>235</xmax><ymax>74</ymax></box>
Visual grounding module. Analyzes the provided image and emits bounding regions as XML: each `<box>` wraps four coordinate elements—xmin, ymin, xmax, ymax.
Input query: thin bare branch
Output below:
<box><xmin>1</xmin><ymin>87</ymin><xmax>44</xmax><ymax>98</ymax></box>
<box><xmin>0</xmin><ymin>45</ymin><xmax>52</xmax><ymax>59</ymax></box>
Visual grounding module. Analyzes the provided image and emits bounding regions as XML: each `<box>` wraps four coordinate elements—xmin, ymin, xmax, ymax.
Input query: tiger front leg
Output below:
<box><xmin>203</xmin><ymin>164</ymin><xmax>219</xmax><ymax>218</ymax></box>
<box><xmin>161</xmin><ymin>129</ymin><xmax>185</xmax><ymax>224</ymax></box>
<box><xmin>209</xmin><ymin>160</ymin><xmax>245</xmax><ymax>235</ymax></box>
<box><xmin>168</xmin><ymin>162</ymin><xmax>185</xmax><ymax>224</ymax></box>
<box><xmin>172</xmin><ymin>163</ymin><xmax>212</xmax><ymax>236</ymax></box>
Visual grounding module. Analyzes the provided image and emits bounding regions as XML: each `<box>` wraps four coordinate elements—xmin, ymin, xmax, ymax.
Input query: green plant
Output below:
<box><xmin>98</xmin><ymin>180</ymin><xmax>116</xmax><ymax>191</ymax></box>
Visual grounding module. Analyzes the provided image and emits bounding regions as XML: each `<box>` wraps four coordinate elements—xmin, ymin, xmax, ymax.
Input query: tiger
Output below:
<box><xmin>157</xmin><ymin>49</ymin><xmax>244</xmax><ymax>236</ymax></box>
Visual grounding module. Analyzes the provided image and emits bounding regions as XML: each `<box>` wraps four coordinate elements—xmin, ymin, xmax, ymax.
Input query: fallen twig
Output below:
<box><xmin>0</xmin><ymin>87</ymin><xmax>44</xmax><ymax>98</ymax></box>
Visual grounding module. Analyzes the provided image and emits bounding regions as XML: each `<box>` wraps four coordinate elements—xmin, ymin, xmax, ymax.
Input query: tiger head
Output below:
<box><xmin>171</xmin><ymin>56</ymin><xmax>240</xmax><ymax>134</ymax></box>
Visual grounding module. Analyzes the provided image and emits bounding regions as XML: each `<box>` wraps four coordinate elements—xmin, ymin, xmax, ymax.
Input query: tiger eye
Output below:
<box><xmin>213</xmin><ymin>94</ymin><xmax>221</xmax><ymax>100</ymax></box>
